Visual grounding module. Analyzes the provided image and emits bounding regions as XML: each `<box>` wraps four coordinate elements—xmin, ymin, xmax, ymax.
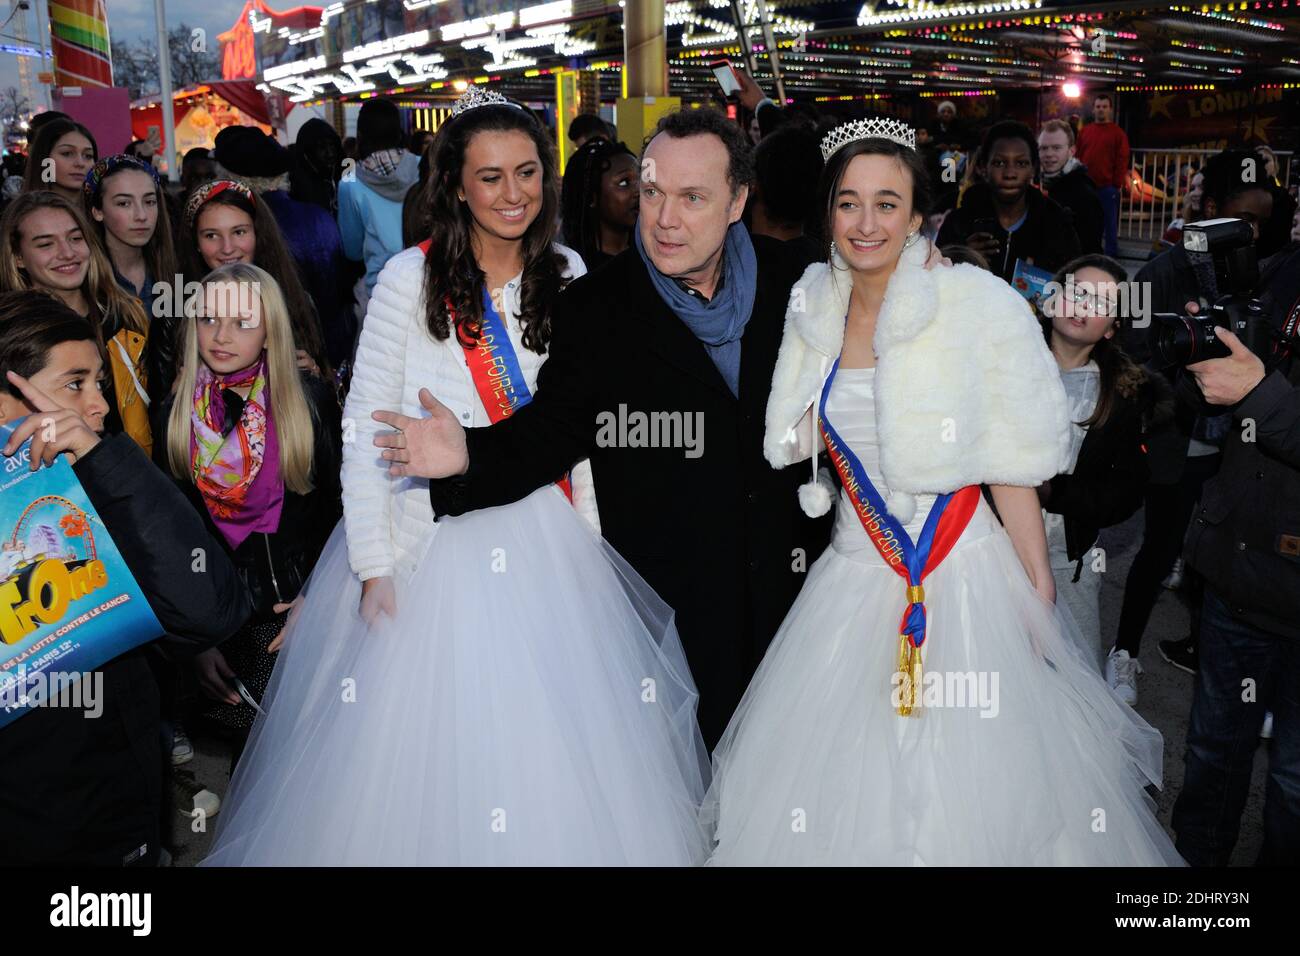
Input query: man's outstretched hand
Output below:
<box><xmin>372</xmin><ymin>388</ymin><xmax>469</xmax><ymax>479</ymax></box>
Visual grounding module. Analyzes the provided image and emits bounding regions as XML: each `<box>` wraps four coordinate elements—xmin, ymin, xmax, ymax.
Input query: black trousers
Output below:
<box><xmin>1115</xmin><ymin>453</ymin><xmax>1221</xmax><ymax>655</ymax></box>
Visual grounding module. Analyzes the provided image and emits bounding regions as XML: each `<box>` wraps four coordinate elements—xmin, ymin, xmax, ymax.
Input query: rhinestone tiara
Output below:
<box><xmin>450</xmin><ymin>85</ymin><xmax>521</xmax><ymax>117</ymax></box>
<box><xmin>820</xmin><ymin>117</ymin><xmax>916</xmax><ymax>160</ymax></box>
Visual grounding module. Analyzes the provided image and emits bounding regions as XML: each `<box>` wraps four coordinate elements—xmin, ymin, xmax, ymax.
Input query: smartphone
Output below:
<box><xmin>970</xmin><ymin>217</ymin><xmax>1000</xmax><ymax>237</ymax></box>
<box><xmin>710</xmin><ymin>59</ymin><xmax>743</xmax><ymax>97</ymax></box>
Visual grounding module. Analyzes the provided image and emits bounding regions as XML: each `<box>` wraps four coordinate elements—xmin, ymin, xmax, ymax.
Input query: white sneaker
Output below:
<box><xmin>1106</xmin><ymin>647</ymin><xmax>1141</xmax><ymax>706</ymax></box>
<box><xmin>1261</xmin><ymin>711</ymin><xmax>1274</xmax><ymax>739</ymax></box>
<box><xmin>171</xmin><ymin>723</ymin><xmax>194</xmax><ymax>766</ymax></box>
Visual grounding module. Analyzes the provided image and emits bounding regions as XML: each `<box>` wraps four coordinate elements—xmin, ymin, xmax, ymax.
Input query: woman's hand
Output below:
<box><xmin>922</xmin><ymin>238</ymin><xmax>953</xmax><ymax>270</ymax></box>
<box><xmin>267</xmin><ymin>594</ymin><xmax>305</xmax><ymax>653</ymax></box>
<box><xmin>194</xmin><ymin>647</ymin><xmax>240</xmax><ymax>704</ymax></box>
<box><xmin>360</xmin><ymin>576</ymin><xmax>396</xmax><ymax>625</ymax></box>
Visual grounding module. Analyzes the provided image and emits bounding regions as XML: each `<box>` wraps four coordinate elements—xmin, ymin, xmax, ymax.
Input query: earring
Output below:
<box><xmin>904</xmin><ymin>231</ymin><xmax>921</xmax><ymax>249</ymax></box>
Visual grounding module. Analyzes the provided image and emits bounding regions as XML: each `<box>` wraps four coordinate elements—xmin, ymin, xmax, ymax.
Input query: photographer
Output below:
<box><xmin>1169</xmin><ymin>240</ymin><xmax>1300</xmax><ymax>866</ymax></box>
<box><xmin>1110</xmin><ymin>148</ymin><xmax>1274</xmax><ymax>692</ymax></box>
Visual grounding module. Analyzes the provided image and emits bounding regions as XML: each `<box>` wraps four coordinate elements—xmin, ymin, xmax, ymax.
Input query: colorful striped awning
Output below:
<box><xmin>49</xmin><ymin>0</ymin><xmax>113</xmax><ymax>88</ymax></box>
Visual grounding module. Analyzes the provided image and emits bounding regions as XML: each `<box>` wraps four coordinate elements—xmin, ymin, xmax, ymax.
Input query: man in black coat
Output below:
<box><xmin>373</xmin><ymin>108</ymin><xmax>833</xmax><ymax>748</ymax></box>
<box><xmin>0</xmin><ymin>293</ymin><xmax>251</xmax><ymax>865</ymax></box>
<box><xmin>1038</xmin><ymin>119</ymin><xmax>1104</xmax><ymax>255</ymax></box>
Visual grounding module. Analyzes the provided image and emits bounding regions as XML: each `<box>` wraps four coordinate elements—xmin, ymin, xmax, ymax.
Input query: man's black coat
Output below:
<box><xmin>431</xmin><ymin>236</ymin><xmax>832</xmax><ymax>747</ymax></box>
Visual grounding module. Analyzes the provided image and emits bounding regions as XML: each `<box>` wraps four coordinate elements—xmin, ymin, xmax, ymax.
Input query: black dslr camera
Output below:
<box><xmin>1154</xmin><ymin>218</ymin><xmax>1273</xmax><ymax>365</ymax></box>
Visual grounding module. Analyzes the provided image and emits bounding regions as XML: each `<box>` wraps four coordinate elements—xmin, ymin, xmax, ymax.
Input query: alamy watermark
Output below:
<box><xmin>595</xmin><ymin>404</ymin><xmax>704</xmax><ymax>459</ymax></box>
<box><xmin>0</xmin><ymin>666</ymin><xmax>103</xmax><ymax>718</ymax></box>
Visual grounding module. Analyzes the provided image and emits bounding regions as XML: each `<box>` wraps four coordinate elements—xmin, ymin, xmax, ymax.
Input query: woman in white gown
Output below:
<box><xmin>703</xmin><ymin>120</ymin><xmax>1184</xmax><ymax>866</ymax></box>
<box><xmin>203</xmin><ymin>90</ymin><xmax>709</xmax><ymax>866</ymax></box>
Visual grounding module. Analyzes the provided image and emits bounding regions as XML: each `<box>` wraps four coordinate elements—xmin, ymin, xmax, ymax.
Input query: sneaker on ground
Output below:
<box><xmin>1106</xmin><ymin>646</ymin><xmax>1141</xmax><ymax>706</ymax></box>
<box><xmin>1158</xmin><ymin>636</ymin><xmax>1198</xmax><ymax>675</ymax></box>
<box><xmin>172</xmin><ymin>766</ymin><xmax>221</xmax><ymax>819</ymax></box>
<box><xmin>171</xmin><ymin>723</ymin><xmax>194</xmax><ymax>766</ymax></box>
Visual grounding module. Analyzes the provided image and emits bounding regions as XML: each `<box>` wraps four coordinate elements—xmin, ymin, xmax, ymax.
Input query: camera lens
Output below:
<box><xmin>1157</xmin><ymin>316</ymin><xmax>1197</xmax><ymax>365</ymax></box>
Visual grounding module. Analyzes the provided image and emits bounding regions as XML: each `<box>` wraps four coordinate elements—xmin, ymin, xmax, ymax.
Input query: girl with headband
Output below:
<box><xmin>180</xmin><ymin>180</ymin><xmax>331</xmax><ymax>382</ymax></box>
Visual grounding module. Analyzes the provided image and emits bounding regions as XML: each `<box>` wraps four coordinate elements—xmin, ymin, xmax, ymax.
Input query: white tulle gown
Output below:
<box><xmin>203</xmin><ymin>484</ymin><xmax>711</xmax><ymax>866</ymax></box>
<box><xmin>703</xmin><ymin>367</ymin><xmax>1185</xmax><ymax>866</ymax></box>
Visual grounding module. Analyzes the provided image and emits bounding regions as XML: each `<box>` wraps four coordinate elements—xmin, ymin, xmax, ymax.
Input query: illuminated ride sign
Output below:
<box><xmin>258</xmin><ymin>0</ymin><xmax>592</xmax><ymax>102</ymax></box>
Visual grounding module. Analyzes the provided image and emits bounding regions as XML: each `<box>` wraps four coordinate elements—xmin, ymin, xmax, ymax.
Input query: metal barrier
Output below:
<box><xmin>1120</xmin><ymin>148</ymin><xmax>1294</xmax><ymax>245</ymax></box>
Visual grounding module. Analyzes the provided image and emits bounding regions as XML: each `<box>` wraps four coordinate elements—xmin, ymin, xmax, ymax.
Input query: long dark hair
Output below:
<box><xmin>180</xmin><ymin>185</ymin><xmax>331</xmax><ymax>376</ymax></box>
<box><xmin>818</xmin><ymin>135</ymin><xmax>932</xmax><ymax>263</ymax></box>
<box><xmin>83</xmin><ymin>155</ymin><xmax>178</xmax><ymax>289</ymax></box>
<box><xmin>1039</xmin><ymin>253</ymin><xmax>1146</xmax><ymax>429</ymax></box>
<box><xmin>23</xmin><ymin>119</ymin><xmax>97</xmax><ymax>195</ymax></box>
<box><xmin>560</xmin><ymin>137</ymin><xmax>635</xmax><ymax>265</ymax></box>
<box><xmin>421</xmin><ymin>103</ymin><xmax>567</xmax><ymax>354</ymax></box>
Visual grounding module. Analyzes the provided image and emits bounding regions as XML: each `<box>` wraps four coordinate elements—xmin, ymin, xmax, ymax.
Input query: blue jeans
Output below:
<box><xmin>1097</xmin><ymin>185</ymin><xmax>1120</xmax><ymax>256</ymax></box>
<box><xmin>1172</xmin><ymin>588</ymin><xmax>1300</xmax><ymax>865</ymax></box>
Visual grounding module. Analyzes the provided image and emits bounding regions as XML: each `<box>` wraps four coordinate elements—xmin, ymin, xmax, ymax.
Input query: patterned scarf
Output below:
<box><xmin>190</xmin><ymin>357</ymin><xmax>284</xmax><ymax>549</ymax></box>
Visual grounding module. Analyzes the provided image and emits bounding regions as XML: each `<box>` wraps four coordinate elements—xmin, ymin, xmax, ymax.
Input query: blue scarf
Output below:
<box><xmin>634</xmin><ymin>221</ymin><xmax>758</xmax><ymax>396</ymax></box>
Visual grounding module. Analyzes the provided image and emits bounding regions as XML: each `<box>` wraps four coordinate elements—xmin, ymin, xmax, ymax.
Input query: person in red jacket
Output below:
<box><xmin>1076</xmin><ymin>93</ymin><xmax>1130</xmax><ymax>257</ymax></box>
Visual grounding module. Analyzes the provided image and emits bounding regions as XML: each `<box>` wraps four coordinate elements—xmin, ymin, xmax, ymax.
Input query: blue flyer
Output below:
<box><xmin>1011</xmin><ymin>259</ymin><xmax>1055</xmax><ymax>307</ymax></box>
<box><xmin>0</xmin><ymin>422</ymin><xmax>161</xmax><ymax>727</ymax></box>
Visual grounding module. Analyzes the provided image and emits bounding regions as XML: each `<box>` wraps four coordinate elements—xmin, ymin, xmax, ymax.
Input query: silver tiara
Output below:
<box><xmin>821</xmin><ymin>118</ymin><xmax>916</xmax><ymax>160</ymax></box>
<box><xmin>450</xmin><ymin>85</ymin><xmax>520</xmax><ymax>116</ymax></box>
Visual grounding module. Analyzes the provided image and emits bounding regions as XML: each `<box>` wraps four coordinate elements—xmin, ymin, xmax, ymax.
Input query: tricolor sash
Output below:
<box><xmin>818</xmin><ymin>358</ymin><xmax>980</xmax><ymax>716</ymax></box>
<box><xmin>417</xmin><ymin>239</ymin><xmax>571</xmax><ymax>501</ymax></box>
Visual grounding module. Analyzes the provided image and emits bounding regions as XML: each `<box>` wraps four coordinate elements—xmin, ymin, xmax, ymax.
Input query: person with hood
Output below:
<box><xmin>1038</xmin><ymin>119</ymin><xmax>1103</xmax><ymax>254</ymax></box>
<box><xmin>290</xmin><ymin>118</ymin><xmax>343</xmax><ymax>216</ymax></box>
<box><xmin>937</xmin><ymin>121</ymin><xmax>1082</xmax><ymax>283</ymax></box>
<box><xmin>337</xmin><ymin>98</ymin><xmax>420</xmax><ymax>306</ymax></box>
<box><xmin>213</xmin><ymin>125</ymin><xmax>354</xmax><ymax>367</ymax></box>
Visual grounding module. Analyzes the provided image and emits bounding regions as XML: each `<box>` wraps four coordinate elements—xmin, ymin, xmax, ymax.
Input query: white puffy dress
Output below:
<box><xmin>203</xmin><ymin>249</ymin><xmax>709</xmax><ymax>866</ymax></box>
<box><xmin>703</xmin><ymin>367</ymin><xmax>1185</xmax><ymax>866</ymax></box>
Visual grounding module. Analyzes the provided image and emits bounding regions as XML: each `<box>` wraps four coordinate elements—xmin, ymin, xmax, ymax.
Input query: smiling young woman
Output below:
<box><xmin>0</xmin><ymin>191</ymin><xmax>152</xmax><ymax>453</ymax></box>
<box><xmin>22</xmin><ymin>119</ymin><xmax>98</xmax><ymax>205</ymax></box>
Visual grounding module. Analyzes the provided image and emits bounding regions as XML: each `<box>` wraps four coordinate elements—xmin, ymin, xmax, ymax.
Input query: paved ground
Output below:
<box><xmin>169</xmin><ymin>245</ymin><xmax>1270</xmax><ymax>866</ymax></box>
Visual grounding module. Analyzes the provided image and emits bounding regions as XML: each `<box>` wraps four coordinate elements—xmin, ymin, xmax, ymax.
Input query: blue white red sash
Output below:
<box><xmin>818</xmin><ymin>358</ymin><xmax>979</xmax><ymax>715</ymax></box>
<box><xmin>417</xmin><ymin>239</ymin><xmax>572</xmax><ymax>501</ymax></box>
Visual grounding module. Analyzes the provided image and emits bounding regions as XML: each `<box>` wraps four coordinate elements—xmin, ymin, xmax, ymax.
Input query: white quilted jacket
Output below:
<box><xmin>342</xmin><ymin>243</ymin><xmax>597</xmax><ymax>582</ymax></box>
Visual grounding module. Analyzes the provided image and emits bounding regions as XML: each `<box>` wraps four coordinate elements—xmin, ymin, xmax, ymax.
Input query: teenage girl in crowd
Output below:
<box><xmin>155</xmin><ymin>263</ymin><xmax>340</xmax><ymax>766</ymax></box>
<box><xmin>1037</xmin><ymin>254</ymin><xmax>1174</xmax><ymax>678</ymax></box>
<box><xmin>560</xmin><ymin>137</ymin><xmax>639</xmax><ymax>271</ymax></box>
<box><xmin>22</xmin><ymin>118</ymin><xmax>97</xmax><ymax>204</ymax></box>
<box><xmin>83</xmin><ymin>154</ymin><xmax>181</xmax><ymax>403</ymax></box>
<box><xmin>0</xmin><ymin>191</ymin><xmax>151</xmax><ymax>452</ymax></box>
<box><xmin>180</xmin><ymin>180</ymin><xmax>332</xmax><ymax>381</ymax></box>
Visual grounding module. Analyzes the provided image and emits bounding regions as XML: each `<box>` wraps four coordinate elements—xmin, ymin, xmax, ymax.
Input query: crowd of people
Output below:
<box><xmin>0</xmin><ymin>76</ymin><xmax>1296</xmax><ymax>867</ymax></box>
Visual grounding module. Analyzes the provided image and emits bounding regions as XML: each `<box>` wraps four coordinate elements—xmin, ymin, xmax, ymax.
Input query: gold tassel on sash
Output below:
<box><xmin>895</xmin><ymin>584</ymin><xmax>926</xmax><ymax>717</ymax></box>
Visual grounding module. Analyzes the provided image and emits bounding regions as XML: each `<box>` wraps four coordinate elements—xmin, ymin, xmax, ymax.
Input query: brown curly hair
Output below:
<box><xmin>418</xmin><ymin>102</ymin><xmax>567</xmax><ymax>354</ymax></box>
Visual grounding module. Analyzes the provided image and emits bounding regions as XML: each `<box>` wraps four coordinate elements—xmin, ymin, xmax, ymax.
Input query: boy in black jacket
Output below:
<box><xmin>938</xmin><ymin>120</ymin><xmax>1082</xmax><ymax>283</ymax></box>
<box><xmin>0</xmin><ymin>291</ymin><xmax>251</xmax><ymax>866</ymax></box>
